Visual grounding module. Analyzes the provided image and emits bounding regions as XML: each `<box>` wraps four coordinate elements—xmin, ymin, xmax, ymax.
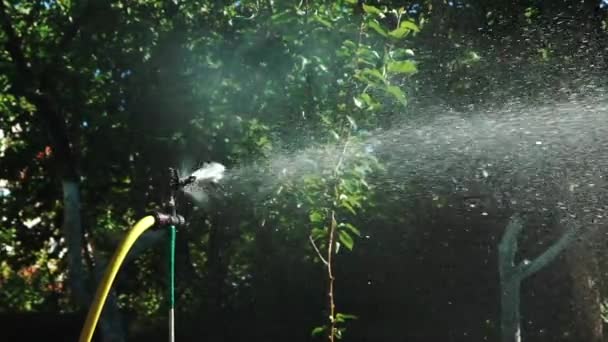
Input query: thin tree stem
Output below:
<box><xmin>309</xmin><ymin>235</ymin><xmax>329</xmax><ymax>266</ymax></box>
<box><xmin>327</xmin><ymin>211</ymin><xmax>337</xmax><ymax>342</ymax></box>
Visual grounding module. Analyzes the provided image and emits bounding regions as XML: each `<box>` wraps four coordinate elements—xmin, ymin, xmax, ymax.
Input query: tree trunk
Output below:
<box><xmin>565</xmin><ymin>241</ymin><xmax>603</xmax><ymax>342</ymax></box>
<box><xmin>92</xmin><ymin>254</ymin><xmax>126</xmax><ymax>342</ymax></box>
<box><xmin>498</xmin><ymin>215</ymin><xmax>577</xmax><ymax>342</ymax></box>
<box><xmin>204</xmin><ymin>219</ymin><xmax>229</xmax><ymax>341</ymax></box>
<box><xmin>64</xmin><ymin>180</ymin><xmax>126</xmax><ymax>342</ymax></box>
<box><xmin>62</xmin><ymin>180</ymin><xmax>89</xmax><ymax>306</ymax></box>
<box><xmin>0</xmin><ymin>4</ymin><xmax>128</xmax><ymax>341</ymax></box>
<box><xmin>501</xmin><ymin>278</ymin><xmax>522</xmax><ymax>342</ymax></box>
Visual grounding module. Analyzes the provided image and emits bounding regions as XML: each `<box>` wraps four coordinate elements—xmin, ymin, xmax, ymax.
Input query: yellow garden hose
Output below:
<box><xmin>78</xmin><ymin>215</ymin><xmax>157</xmax><ymax>342</ymax></box>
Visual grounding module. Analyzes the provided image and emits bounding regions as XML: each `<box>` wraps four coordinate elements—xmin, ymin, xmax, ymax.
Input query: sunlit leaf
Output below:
<box><xmin>388</xmin><ymin>27</ymin><xmax>410</xmax><ymax>39</ymax></box>
<box><xmin>338</xmin><ymin>230</ymin><xmax>354</xmax><ymax>251</ymax></box>
<box><xmin>385</xmin><ymin>85</ymin><xmax>407</xmax><ymax>106</ymax></box>
<box><xmin>339</xmin><ymin>223</ymin><xmax>361</xmax><ymax>237</ymax></box>
<box><xmin>346</xmin><ymin>115</ymin><xmax>357</xmax><ymax>130</ymax></box>
<box><xmin>309</xmin><ymin>211</ymin><xmax>324</xmax><ymax>223</ymax></box>
<box><xmin>387</xmin><ymin>60</ymin><xmax>417</xmax><ymax>74</ymax></box>
<box><xmin>400</xmin><ymin>20</ymin><xmax>420</xmax><ymax>32</ymax></box>
<box><xmin>362</xmin><ymin>4</ymin><xmax>384</xmax><ymax>17</ymax></box>
<box><xmin>314</xmin><ymin>16</ymin><xmax>333</xmax><ymax>28</ymax></box>
<box><xmin>357</xmin><ymin>68</ymin><xmax>385</xmax><ymax>85</ymax></box>
<box><xmin>271</xmin><ymin>11</ymin><xmax>293</xmax><ymax>24</ymax></box>
<box><xmin>311</xmin><ymin>326</ymin><xmax>327</xmax><ymax>336</ymax></box>
<box><xmin>311</xmin><ymin>228</ymin><xmax>326</xmax><ymax>240</ymax></box>
<box><xmin>331</xmin><ymin>130</ymin><xmax>340</xmax><ymax>141</ymax></box>
<box><xmin>367</xmin><ymin>20</ymin><xmax>388</xmax><ymax>37</ymax></box>
<box><xmin>335</xmin><ymin>313</ymin><xmax>358</xmax><ymax>323</ymax></box>
<box><xmin>359</xmin><ymin>93</ymin><xmax>381</xmax><ymax>110</ymax></box>
<box><xmin>468</xmin><ymin>51</ymin><xmax>481</xmax><ymax>61</ymax></box>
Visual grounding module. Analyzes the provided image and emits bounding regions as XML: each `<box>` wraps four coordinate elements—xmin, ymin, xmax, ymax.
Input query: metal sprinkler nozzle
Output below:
<box><xmin>167</xmin><ymin>167</ymin><xmax>194</xmax><ymax>219</ymax></box>
<box><xmin>168</xmin><ymin>167</ymin><xmax>196</xmax><ymax>192</ymax></box>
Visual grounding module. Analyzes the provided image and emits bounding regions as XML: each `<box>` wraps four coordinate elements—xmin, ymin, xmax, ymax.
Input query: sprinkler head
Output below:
<box><xmin>179</xmin><ymin>175</ymin><xmax>196</xmax><ymax>188</ymax></box>
<box><xmin>168</xmin><ymin>167</ymin><xmax>198</xmax><ymax>191</ymax></box>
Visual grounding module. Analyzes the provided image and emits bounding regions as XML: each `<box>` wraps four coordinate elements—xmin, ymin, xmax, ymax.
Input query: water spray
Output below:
<box><xmin>78</xmin><ymin>162</ymin><xmax>225</xmax><ymax>342</ymax></box>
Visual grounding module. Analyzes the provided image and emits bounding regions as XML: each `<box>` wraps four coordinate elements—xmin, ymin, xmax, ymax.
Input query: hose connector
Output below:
<box><xmin>152</xmin><ymin>212</ymin><xmax>186</xmax><ymax>227</ymax></box>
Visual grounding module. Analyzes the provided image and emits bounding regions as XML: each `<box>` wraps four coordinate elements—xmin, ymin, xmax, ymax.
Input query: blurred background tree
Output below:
<box><xmin>0</xmin><ymin>1</ymin><xmax>606</xmax><ymax>341</ymax></box>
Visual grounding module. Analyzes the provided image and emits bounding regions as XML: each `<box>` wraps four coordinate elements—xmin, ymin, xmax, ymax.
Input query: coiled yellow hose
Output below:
<box><xmin>78</xmin><ymin>215</ymin><xmax>157</xmax><ymax>342</ymax></box>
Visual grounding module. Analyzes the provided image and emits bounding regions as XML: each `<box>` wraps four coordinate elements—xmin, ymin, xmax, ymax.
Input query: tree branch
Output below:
<box><xmin>0</xmin><ymin>2</ymin><xmax>32</xmax><ymax>80</ymax></box>
<box><xmin>57</xmin><ymin>0</ymin><xmax>92</xmax><ymax>51</ymax></box>
<box><xmin>498</xmin><ymin>214</ymin><xmax>524</xmax><ymax>279</ymax></box>
<box><xmin>521</xmin><ymin>223</ymin><xmax>578</xmax><ymax>279</ymax></box>
<box><xmin>25</xmin><ymin>0</ymin><xmax>44</xmax><ymax>29</ymax></box>
<box><xmin>309</xmin><ymin>235</ymin><xmax>329</xmax><ymax>266</ymax></box>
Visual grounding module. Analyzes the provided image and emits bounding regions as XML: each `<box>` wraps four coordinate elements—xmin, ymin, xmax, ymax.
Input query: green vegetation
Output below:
<box><xmin>0</xmin><ymin>1</ymin><xmax>606</xmax><ymax>341</ymax></box>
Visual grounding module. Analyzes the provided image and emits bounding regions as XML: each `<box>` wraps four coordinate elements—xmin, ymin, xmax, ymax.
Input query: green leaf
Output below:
<box><xmin>466</xmin><ymin>51</ymin><xmax>481</xmax><ymax>62</ymax></box>
<box><xmin>367</xmin><ymin>20</ymin><xmax>387</xmax><ymax>37</ymax></box>
<box><xmin>271</xmin><ymin>11</ymin><xmax>294</xmax><ymax>24</ymax></box>
<box><xmin>358</xmin><ymin>68</ymin><xmax>385</xmax><ymax>85</ymax></box>
<box><xmin>387</xmin><ymin>60</ymin><xmax>417</xmax><ymax>75</ymax></box>
<box><xmin>309</xmin><ymin>211</ymin><xmax>324</xmax><ymax>223</ymax></box>
<box><xmin>388</xmin><ymin>27</ymin><xmax>410</xmax><ymax>39</ymax></box>
<box><xmin>311</xmin><ymin>326</ymin><xmax>327</xmax><ymax>336</ymax></box>
<box><xmin>525</xmin><ymin>7</ymin><xmax>539</xmax><ymax>18</ymax></box>
<box><xmin>314</xmin><ymin>16</ymin><xmax>333</xmax><ymax>28</ymax></box>
<box><xmin>353</xmin><ymin>97</ymin><xmax>363</xmax><ymax>109</ymax></box>
<box><xmin>311</xmin><ymin>228</ymin><xmax>326</xmax><ymax>240</ymax></box>
<box><xmin>343</xmin><ymin>40</ymin><xmax>357</xmax><ymax>49</ymax></box>
<box><xmin>335</xmin><ymin>313</ymin><xmax>358</xmax><ymax>323</ymax></box>
<box><xmin>388</xmin><ymin>21</ymin><xmax>419</xmax><ymax>39</ymax></box>
<box><xmin>360</xmin><ymin>93</ymin><xmax>373</xmax><ymax>104</ymax></box>
<box><xmin>359</xmin><ymin>93</ymin><xmax>381</xmax><ymax>110</ymax></box>
<box><xmin>338</xmin><ymin>230</ymin><xmax>354</xmax><ymax>251</ymax></box>
<box><xmin>385</xmin><ymin>85</ymin><xmax>407</xmax><ymax>106</ymax></box>
<box><xmin>339</xmin><ymin>223</ymin><xmax>361</xmax><ymax>237</ymax></box>
<box><xmin>341</xmin><ymin>201</ymin><xmax>357</xmax><ymax>215</ymax></box>
<box><xmin>400</xmin><ymin>20</ymin><xmax>420</xmax><ymax>32</ymax></box>
<box><xmin>362</xmin><ymin>4</ymin><xmax>384</xmax><ymax>17</ymax></box>
<box><xmin>346</xmin><ymin>115</ymin><xmax>357</xmax><ymax>130</ymax></box>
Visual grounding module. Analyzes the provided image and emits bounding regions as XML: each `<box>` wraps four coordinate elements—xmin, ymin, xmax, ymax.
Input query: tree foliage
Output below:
<box><xmin>0</xmin><ymin>0</ymin><xmax>606</xmax><ymax>341</ymax></box>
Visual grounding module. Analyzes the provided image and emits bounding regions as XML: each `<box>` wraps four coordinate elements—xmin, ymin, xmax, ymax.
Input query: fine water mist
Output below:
<box><xmin>187</xmin><ymin>95</ymin><xmax>608</xmax><ymax>231</ymax></box>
